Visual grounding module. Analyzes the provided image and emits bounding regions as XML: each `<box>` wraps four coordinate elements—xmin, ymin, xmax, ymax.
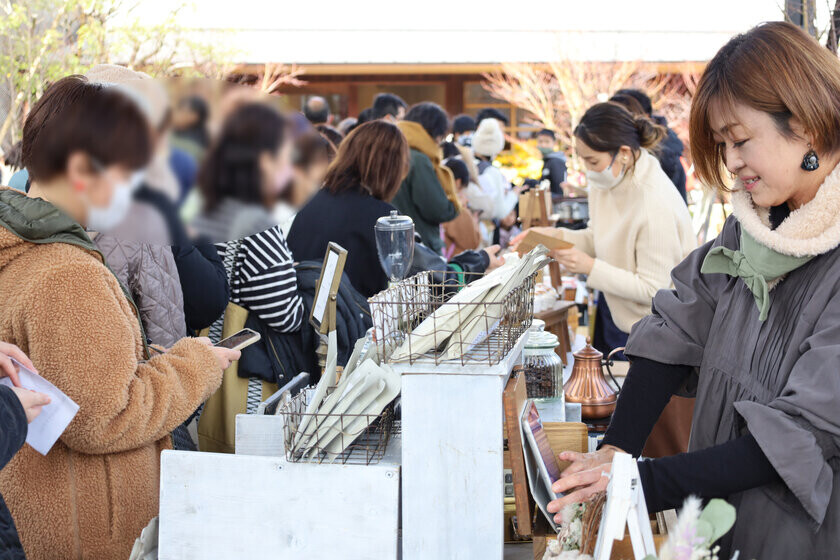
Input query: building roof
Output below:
<box><xmin>120</xmin><ymin>0</ymin><xmax>783</xmax><ymax>65</ymax></box>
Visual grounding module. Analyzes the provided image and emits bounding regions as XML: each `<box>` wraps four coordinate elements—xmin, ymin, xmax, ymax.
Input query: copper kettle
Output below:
<box><xmin>563</xmin><ymin>339</ymin><xmax>622</xmax><ymax>420</ymax></box>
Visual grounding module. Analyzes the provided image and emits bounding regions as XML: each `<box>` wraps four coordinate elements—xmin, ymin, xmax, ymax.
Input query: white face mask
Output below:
<box><xmin>457</xmin><ymin>133</ymin><xmax>473</xmax><ymax>147</ymax></box>
<box><xmin>129</xmin><ymin>170</ymin><xmax>146</xmax><ymax>191</ymax></box>
<box><xmin>87</xmin><ymin>181</ymin><xmax>133</xmax><ymax>232</ymax></box>
<box><xmin>586</xmin><ymin>155</ymin><xmax>626</xmax><ymax>191</ymax></box>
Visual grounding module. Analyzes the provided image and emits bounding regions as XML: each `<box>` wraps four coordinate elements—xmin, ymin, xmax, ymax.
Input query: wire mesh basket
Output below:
<box><xmin>368</xmin><ymin>269</ymin><xmax>536</xmax><ymax>366</ymax></box>
<box><xmin>279</xmin><ymin>387</ymin><xmax>397</xmax><ymax>466</ymax></box>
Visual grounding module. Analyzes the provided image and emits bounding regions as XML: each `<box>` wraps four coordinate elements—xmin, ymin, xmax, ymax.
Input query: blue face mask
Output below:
<box><xmin>457</xmin><ymin>133</ymin><xmax>473</xmax><ymax>147</ymax></box>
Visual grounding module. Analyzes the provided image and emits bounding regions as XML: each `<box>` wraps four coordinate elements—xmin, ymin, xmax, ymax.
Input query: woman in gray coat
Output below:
<box><xmin>547</xmin><ymin>22</ymin><xmax>840</xmax><ymax>559</ymax></box>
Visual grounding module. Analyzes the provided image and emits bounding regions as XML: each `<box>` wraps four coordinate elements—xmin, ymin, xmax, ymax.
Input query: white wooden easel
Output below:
<box><xmin>593</xmin><ymin>452</ymin><xmax>657</xmax><ymax>560</ymax></box>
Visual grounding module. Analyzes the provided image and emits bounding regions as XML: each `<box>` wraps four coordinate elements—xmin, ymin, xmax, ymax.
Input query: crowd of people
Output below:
<box><xmin>0</xmin><ymin>19</ymin><xmax>839</xmax><ymax>560</ymax></box>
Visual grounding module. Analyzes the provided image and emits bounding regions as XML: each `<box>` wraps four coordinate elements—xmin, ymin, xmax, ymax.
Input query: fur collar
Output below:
<box><xmin>731</xmin><ymin>160</ymin><xmax>840</xmax><ymax>257</ymax></box>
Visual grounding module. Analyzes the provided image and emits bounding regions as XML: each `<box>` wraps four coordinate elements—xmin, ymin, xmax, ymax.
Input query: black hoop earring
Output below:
<box><xmin>802</xmin><ymin>145</ymin><xmax>820</xmax><ymax>171</ymax></box>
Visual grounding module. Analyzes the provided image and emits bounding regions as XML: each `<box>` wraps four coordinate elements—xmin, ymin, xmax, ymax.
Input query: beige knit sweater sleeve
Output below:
<box><xmin>586</xmin><ymin>204</ymin><xmax>688</xmax><ymax>305</ymax></box>
<box><xmin>557</xmin><ymin>226</ymin><xmax>596</xmax><ymax>257</ymax></box>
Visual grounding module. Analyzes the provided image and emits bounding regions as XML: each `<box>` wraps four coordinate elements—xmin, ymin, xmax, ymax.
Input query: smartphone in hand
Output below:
<box><xmin>215</xmin><ymin>328</ymin><xmax>261</xmax><ymax>351</ymax></box>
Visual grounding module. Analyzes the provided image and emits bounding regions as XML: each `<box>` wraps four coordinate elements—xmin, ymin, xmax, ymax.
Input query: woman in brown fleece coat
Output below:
<box><xmin>0</xmin><ymin>76</ymin><xmax>240</xmax><ymax>560</ymax></box>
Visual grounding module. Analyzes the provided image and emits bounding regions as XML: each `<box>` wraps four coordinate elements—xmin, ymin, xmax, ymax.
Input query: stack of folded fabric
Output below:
<box><xmin>290</xmin><ymin>332</ymin><xmax>400</xmax><ymax>460</ymax></box>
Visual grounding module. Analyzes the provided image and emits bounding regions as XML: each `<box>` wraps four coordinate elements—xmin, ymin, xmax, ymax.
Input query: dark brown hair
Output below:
<box><xmin>22</xmin><ymin>75</ymin><xmax>152</xmax><ymax>183</ymax></box>
<box><xmin>198</xmin><ymin>102</ymin><xmax>288</xmax><ymax>211</ymax></box>
<box><xmin>609</xmin><ymin>94</ymin><xmax>647</xmax><ymax>117</ymax></box>
<box><xmin>574</xmin><ymin>102</ymin><xmax>666</xmax><ymax>170</ymax></box>
<box><xmin>315</xmin><ymin>124</ymin><xmax>344</xmax><ymax>151</ymax></box>
<box><xmin>323</xmin><ymin>120</ymin><xmax>409</xmax><ymax>202</ymax></box>
<box><xmin>690</xmin><ymin>21</ymin><xmax>840</xmax><ymax>192</ymax></box>
<box><xmin>293</xmin><ymin>132</ymin><xmax>334</xmax><ymax>169</ymax></box>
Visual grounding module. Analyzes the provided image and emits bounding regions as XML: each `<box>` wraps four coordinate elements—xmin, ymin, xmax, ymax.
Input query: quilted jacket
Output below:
<box><xmin>0</xmin><ymin>386</ymin><xmax>25</xmax><ymax>560</ymax></box>
<box><xmin>94</xmin><ymin>201</ymin><xmax>187</xmax><ymax>348</ymax></box>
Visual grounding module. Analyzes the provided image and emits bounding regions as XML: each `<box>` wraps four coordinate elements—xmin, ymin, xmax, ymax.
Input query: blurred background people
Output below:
<box><xmin>472</xmin><ymin>117</ymin><xmax>522</xmax><ymax>221</ymax></box>
<box><xmin>303</xmin><ymin>95</ymin><xmax>331</xmax><ymax>125</ymax></box>
<box><xmin>274</xmin><ymin>131</ymin><xmax>335</xmax><ymax>235</ymax></box>
<box><xmin>392</xmin><ymin>102</ymin><xmax>459</xmax><ymax>253</ymax></box>
<box><xmin>371</xmin><ymin>92</ymin><xmax>407</xmax><ymax>123</ymax></box>
<box><xmin>193</xmin><ymin>103</ymin><xmax>293</xmax><ymax>243</ymax></box>
<box><xmin>171</xmin><ymin>94</ymin><xmax>211</xmax><ymax>163</ymax></box>
<box><xmin>535</xmin><ymin>128</ymin><xmax>568</xmax><ymax>196</ymax></box>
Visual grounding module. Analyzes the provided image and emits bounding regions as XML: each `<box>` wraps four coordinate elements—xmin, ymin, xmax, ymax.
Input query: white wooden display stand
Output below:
<box><xmin>398</xmin><ymin>332</ymin><xmax>527</xmax><ymax>560</ymax></box>
<box><xmin>157</xmin><ymin>417</ymin><xmax>401</xmax><ymax>560</ymax></box>
<box><xmin>157</xmin><ymin>332</ymin><xmax>526</xmax><ymax>559</ymax></box>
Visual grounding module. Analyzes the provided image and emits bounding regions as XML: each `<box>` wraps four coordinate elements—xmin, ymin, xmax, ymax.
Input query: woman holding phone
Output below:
<box><xmin>0</xmin><ymin>76</ymin><xmax>239</xmax><ymax>560</ymax></box>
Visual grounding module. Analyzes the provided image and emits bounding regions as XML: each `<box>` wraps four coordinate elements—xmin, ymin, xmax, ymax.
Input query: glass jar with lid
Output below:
<box><xmin>523</xmin><ymin>331</ymin><xmax>564</xmax><ymax>402</ymax></box>
<box><xmin>374</xmin><ymin>210</ymin><xmax>415</xmax><ymax>283</ymax></box>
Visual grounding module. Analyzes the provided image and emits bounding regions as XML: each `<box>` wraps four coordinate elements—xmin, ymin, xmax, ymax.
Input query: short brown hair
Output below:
<box><xmin>323</xmin><ymin>120</ymin><xmax>409</xmax><ymax>202</ymax></box>
<box><xmin>22</xmin><ymin>75</ymin><xmax>152</xmax><ymax>183</ymax></box>
<box><xmin>690</xmin><ymin>21</ymin><xmax>840</xmax><ymax>192</ymax></box>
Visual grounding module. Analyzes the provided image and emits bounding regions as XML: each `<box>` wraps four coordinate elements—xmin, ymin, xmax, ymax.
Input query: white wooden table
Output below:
<box><xmin>158</xmin><ymin>430</ymin><xmax>401</xmax><ymax>559</ymax></box>
<box><xmin>396</xmin><ymin>333</ymin><xmax>527</xmax><ymax>560</ymax></box>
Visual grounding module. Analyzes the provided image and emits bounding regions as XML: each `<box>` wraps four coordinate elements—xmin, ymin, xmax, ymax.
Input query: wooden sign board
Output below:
<box><xmin>310</xmin><ymin>242</ymin><xmax>347</xmax><ymax>334</ymax></box>
<box><xmin>516</xmin><ymin>230</ymin><xmax>574</xmax><ymax>256</ymax></box>
<box><xmin>504</xmin><ymin>370</ymin><xmax>589</xmax><ymax>539</ymax></box>
<box><xmin>503</xmin><ymin>370</ymin><xmax>535</xmax><ymax>536</ymax></box>
<box><xmin>519</xmin><ymin>189</ymin><xmax>552</xmax><ymax>222</ymax></box>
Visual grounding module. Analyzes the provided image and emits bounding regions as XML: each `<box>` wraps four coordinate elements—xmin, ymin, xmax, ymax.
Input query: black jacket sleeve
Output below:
<box><xmin>600</xmin><ymin>357</ymin><xmax>781</xmax><ymax>514</ymax></box>
<box><xmin>134</xmin><ymin>186</ymin><xmax>231</xmax><ymax>332</ymax></box>
<box><xmin>0</xmin><ymin>386</ymin><xmax>27</xmax><ymax>469</ymax></box>
<box><xmin>450</xmin><ymin>250</ymin><xmax>490</xmax><ymax>274</ymax></box>
<box><xmin>600</xmin><ymin>356</ymin><xmax>691</xmax><ymax>455</ymax></box>
<box><xmin>638</xmin><ymin>434</ymin><xmax>780</xmax><ymax>512</ymax></box>
<box><xmin>175</xmin><ymin>239</ymin><xmax>230</xmax><ymax>333</ymax></box>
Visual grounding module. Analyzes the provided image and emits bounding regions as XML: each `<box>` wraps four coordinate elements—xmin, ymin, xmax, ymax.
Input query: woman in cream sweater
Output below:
<box><xmin>519</xmin><ymin>102</ymin><xmax>695</xmax><ymax>353</ymax></box>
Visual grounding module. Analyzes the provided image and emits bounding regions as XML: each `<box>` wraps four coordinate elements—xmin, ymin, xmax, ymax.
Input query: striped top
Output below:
<box><xmin>216</xmin><ymin>225</ymin><xmax>304</xmax><ymax>333</ymax></box>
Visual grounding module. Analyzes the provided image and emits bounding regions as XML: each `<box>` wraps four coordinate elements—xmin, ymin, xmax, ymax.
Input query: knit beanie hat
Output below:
<box><xmin>85</xmin><ymin>64</ymin><xmax>180</xmax><ymax>202</ymax></box>
<box><xmin>471</xmin><ymin>118</ymin><xmax>505</xmax><ymax>158</ymax></box>
<box><xmin>85</xmin><ymin>64</ymin><xmax>168</xmax><ymax>129</ymax></box>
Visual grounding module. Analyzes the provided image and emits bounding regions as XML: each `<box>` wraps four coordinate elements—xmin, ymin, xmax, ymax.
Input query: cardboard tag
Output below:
<box><xmin>516</xmin><ymin>230</ymin><xmax>573</xmax><ymax>256</ymax></box>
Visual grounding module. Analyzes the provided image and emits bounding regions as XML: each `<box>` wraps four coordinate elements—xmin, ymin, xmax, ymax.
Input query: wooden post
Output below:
<box><xmin>520</xmin><ymin>186</ymin><xmax>562</xmax><ymax>289</ymax></box>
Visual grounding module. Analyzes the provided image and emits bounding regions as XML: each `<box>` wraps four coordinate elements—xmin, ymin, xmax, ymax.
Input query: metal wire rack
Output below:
<box><xmin>279</xmin><ymin>387</ymin><xmax>397</xmax><ymax>466</ymax></box>
<box><xmin>368</xmin><ymin>269</ymin><xmax>536</xmax><ymax>366</ymax></box>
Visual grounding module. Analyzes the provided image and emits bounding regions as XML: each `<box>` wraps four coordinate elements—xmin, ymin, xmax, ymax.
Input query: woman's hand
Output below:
<box><xmin>0</xmin><ymin>342</ymin><xmax>37</xmax><ymax>388</ymax></box>
<box><xmin>552</xmin><ymin>247</ymin><xmax>594</xmax><ymax>275</ymax></box>
<box><xmin>11</xmin><ymin>387</ymin><xmax>51</xmax><ymax>423</ymax></box>
<box><xmin>195</xmin><ymin>337</ymin><xmax>241</xmax><ymax>371</ymax></box>
<box><xmin>483</xmin><ymin>244</ymin><xmax>504</xmax><ymax>271</ymax></box>
<box><xmin>546</xmin><ymin>445</ymin><xmax>623</xmax><ymax>523</ymax></box>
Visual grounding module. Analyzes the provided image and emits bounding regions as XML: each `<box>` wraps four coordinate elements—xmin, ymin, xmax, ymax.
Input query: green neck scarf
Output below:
<box><xmin>701</xmin><ymin>229</ymin><xmax>813</xmax><ymax>321</ymax></box>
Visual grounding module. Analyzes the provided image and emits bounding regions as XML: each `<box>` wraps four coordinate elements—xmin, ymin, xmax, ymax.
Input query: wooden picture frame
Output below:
<box><xmin>309</xmin><ymin>242</ymin><xmax>348</xmax><ymax>334</ymax></box>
